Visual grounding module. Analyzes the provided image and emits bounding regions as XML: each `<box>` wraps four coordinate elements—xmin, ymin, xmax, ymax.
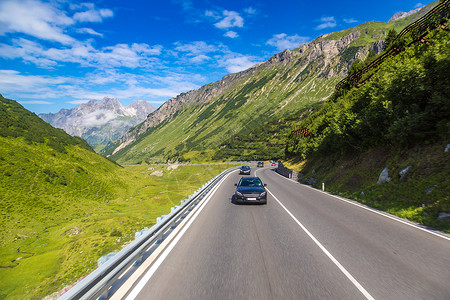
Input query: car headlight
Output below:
<box><xmin>260</xmin><ymin>192</ymin><xmax>266</xmax><ymax>197</ymax></box>
<box><xmin>235</xmin><ymin>191</ymin><xmax>243</xmax><ymax>197</ymax></box>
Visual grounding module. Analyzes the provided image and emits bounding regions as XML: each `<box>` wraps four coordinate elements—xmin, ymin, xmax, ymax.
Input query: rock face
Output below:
<box><xmin>107</xmin><ymin>4</ymin><xmax>434</xmax><ymax>164</ymax></box>
<box><xmin>388</xmin><ymin>7</ymin><xmax>423</xmax><ymax>22</ymax></box>
<box><xmin>111</xmin><ymin>29</ymin><xmax>382</xmax><ymax>156</ymax></box>
<box><xmin>39</xmin><ymin>97</ymin><xmax>155</xmax><ymax>148</ymax></box>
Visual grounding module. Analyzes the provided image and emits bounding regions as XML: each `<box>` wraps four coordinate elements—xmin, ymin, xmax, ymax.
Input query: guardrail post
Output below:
<box><xmin>97</xmin><ymin>289</ymin><xmax>109</xmax><ymax>300</ymax></box>
<box><xmin>322</xmin><ymin>182</ymin><xmax>325</xmax><ymax>191</ymax></box>
<box><xmin>133</xmin><ymin>254</ymin><xmax>143</xmax><ymax>266</ymax></box>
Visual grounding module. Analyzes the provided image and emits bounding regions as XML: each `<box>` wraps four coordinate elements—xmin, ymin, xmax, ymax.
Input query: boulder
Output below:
<box><xmin>306</xmin><ymin>178</ymin><xmax>318</xmax><ymax>185</ymax></box>
<box><xmin>150</xmin><ymin>170</ymin><xmax>163</xmax><ymax>177</ymax></box>
<box><xmin>399</xmin><ymin>166</ymin><xmax>412</xmax><ymax>180</ymax></box>
<box><xmin>425</xmin><ymin>186</ymin><xmax>436</xmax><ymax>194</ymax></box>
<box><xmin>377</xmin><ymin>167</ymin><xmax>391</xmax><ymax>184</ymax></box>
<box><xmin>438</xmin><ymin>212</ymin><xmax>450</xmax><ymax>222</ymax></box>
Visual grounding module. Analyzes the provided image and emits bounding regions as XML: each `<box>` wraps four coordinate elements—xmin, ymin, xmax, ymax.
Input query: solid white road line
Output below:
<box><xmin>267</xmin><ymin>188</ymin><xmax>376</xmax><ymax>300</ymax></box>
<box><xmin>271</xmin><ymin>169</ymin><xmax>450</xmax><ymax>241</ymax></box>
<box><xmin>123</xmin><ymin>171</ymin><xmax>234</xmax><ymax>300</ymax></box>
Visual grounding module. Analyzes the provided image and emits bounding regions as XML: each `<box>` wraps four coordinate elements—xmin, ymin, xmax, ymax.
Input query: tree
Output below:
<box><xmin>384</xmin><ymin>29</ymin><xmax>398</xmax><ymax>50</ymax></box>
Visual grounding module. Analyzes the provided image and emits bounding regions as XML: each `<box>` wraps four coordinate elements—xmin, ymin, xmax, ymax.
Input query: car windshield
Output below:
<box><xmin>241</xmin><ymin>166</ymin><xmax>250</xmax><ymax>170</ymax></box>
<box><xmin>239</xmin><ymin>178</ymin><xmax>262</xmax><ymax>187</ymax></box>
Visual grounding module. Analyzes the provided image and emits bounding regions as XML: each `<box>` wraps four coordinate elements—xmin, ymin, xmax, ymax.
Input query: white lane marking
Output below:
<box><xmin>271</xmin><ymin>170</ymin><xmax>450</xmax><ymax>241</ymax></box>
<box><xmin>125</xmin><ymin>171</ymin><xmax>234</xmax><ymax>300</ymax></box>
<box><xmin>266</xmin><ymin>188</ymin><xmax>375</xmax><ymax>300</ymax></box>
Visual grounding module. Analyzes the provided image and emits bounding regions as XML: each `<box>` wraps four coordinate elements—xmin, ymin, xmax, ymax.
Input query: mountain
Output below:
<box><xmin>107</xmin><ymin>30</ymin><xmax>384</xmax><ymax>163</ymax></box>
<box><xmin>388</xmin><ymin>7</ymin><xmax>424</xmax><ymax>22</ymax></box>
<box><xmin>0</xmin><ymin>94</ymin><xmax>232</xmax><ymax>299</ymax></box>
<box><xmin>283</xmin><ymin>2</ymin><xmax>449</xmax><ymax>232</ymax></box>
<box><xmin>39</xmin><ymin>97</ymin><xmax>155</xmax><ymax>151</ymax></box>
<box><xmin>105</xmin><ymin>2</ymin><xmax>436</xmax><ymax>164</ymax></box>
<box><xmin>0</xmin><ymin>94</ymin><xmax>128</xmax><ymax>296</ymax></box>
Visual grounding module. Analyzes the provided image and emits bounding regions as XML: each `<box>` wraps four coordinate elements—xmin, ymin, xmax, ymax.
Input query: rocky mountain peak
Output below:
<box><xmin>100</xmin><ymin>97</ymin><xmax>124</xmax><ymax>113</ymax></box>
<box><xmin>388</xmin><ymin>6</ymin><xmax>423</xmax><ymax>22</ymax></box>
<box><xmin>266</xmin><ymin>48</ymin><xmax>293</xmax><ymax>66</ymax></box>
<box><xmin>110</xmin><ymin>26</ymin><xmax>386</xmax><ymax>157</ymax></box>
<box><xmin>127</xmin><ymin>100</ymin><xmax>155</xmax><ymax>119</ymax></box>
<box><xmin>39</xmin><ymin>98</ymin><xmax>155</xmax><ymax>149</ymax></box>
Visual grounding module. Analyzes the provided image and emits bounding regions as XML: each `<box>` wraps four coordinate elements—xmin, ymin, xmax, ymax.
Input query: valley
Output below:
<box><xmin>0</xmin><ymin>0</ymin><xmax>449</xmax><ymax>298</ymax></box>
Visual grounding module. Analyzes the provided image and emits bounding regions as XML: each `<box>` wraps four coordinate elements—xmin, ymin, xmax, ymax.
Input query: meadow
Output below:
<box><xmin>0</xmin><ymin>137</ymin><xmax>237</xmax><ymax>299</ymax></box>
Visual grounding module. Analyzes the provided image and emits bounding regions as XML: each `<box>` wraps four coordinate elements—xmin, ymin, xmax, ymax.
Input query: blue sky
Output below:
<box><xmin>0</xmin><ymin>0</ymin><xmax>429</xmax><ymax>114</ymax></box>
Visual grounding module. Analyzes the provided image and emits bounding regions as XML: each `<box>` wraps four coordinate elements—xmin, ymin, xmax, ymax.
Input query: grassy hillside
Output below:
<box><xmin>0</xmin><ymin>96</ymin><xmax>237</xmax><ymax>299</ymax></box>
<box><xmin>286</xmin><ymin>142</ymin><xmax>450</xmax><ymax>233</ymax></box>
<box><xmin>285</xmin><ymin>13</ymin><xmax>449</xmax><ymax>231</ymax></box>
<box><xmin>109</xmin><ymin>3</ymin><xmax>440</xmax><ymax>165</ymax></box>
<box><xmin>110</xmin><ymin>63</ymin><xmax>338</xmax><ymax>164</ymax></box>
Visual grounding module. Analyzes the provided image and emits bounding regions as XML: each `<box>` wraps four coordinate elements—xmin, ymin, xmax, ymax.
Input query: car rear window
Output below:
<box><xmin>240</xmin><ymin>178</ymin><xmax>262</xmax><ymax>187</ymax></box>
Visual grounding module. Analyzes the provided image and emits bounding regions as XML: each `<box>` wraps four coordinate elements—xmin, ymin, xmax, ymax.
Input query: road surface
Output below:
<box><xmin>115</xmin><ymin>166</ymin><xmax>450</xmax><ymax>299</ymax></box>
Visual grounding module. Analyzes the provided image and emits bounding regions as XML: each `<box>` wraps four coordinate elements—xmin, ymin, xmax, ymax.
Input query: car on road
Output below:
<box><xmin>234</xmin><ymin>177</ymin><xmax>267</xmax><ymax>204</ymax></box>
<box><xmin>257</xmin><ymin>161</ymin><xmax>264</xmax><ymax>167</ymax></box>
<box><xmin>239</xmin><ymin>165</ymin><xmax>251</xmax><ymax>175</ymax></box>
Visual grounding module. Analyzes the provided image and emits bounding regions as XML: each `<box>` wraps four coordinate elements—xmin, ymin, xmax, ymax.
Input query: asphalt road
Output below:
<box><xmin>119</xmin><ymin>166</ymin><xmax>450</xmax><ymax>300</ymax></box>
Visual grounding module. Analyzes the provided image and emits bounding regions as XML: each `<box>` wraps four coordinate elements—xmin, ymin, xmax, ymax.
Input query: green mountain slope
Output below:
<box><xmin>107</xmin><ymin>2</ymin><xmax>438</xmax><ymax>164</ymax></box>
<box><xmin>284</xmin><ymin>7</ymin><xmax>449</xmax><ymax>231</ymax></box>
<box><xmin>0</xmin><ymin>95</ymin><xmax>236</xmax><ymax>298</ymax></box>
<box><xmin>0</xmin><ymin>95</ymin><xmax>126</xmax><ymax>297</ymax></box>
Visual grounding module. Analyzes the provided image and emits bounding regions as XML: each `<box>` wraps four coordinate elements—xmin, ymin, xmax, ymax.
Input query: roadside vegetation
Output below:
<box><xmin>1</xmin><ymin>4</ymin><xmax>448</xmax><ymax>299</ymax></box>
<box><xmin>0</xmin><ymin>96</ymin><xmax>238</xmax><ymax>299</ymax></box>
<box><xmin>285</xmin><ymin>17</ymin><xmax>449</xmax><ymax>232</ymax></box>
<box><xmin>0</xmin><ymin>139</ymin><xmax>235</xmax><ymax>299</ymax></box>
<box><xmin>285</xmin><ymin>142</ymin><xmax>449</xmax><ymax>233</ymax></box>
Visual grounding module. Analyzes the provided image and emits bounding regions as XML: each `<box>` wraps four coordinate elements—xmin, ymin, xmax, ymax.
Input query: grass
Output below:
<box><xmin>0</xmin><ymin>137</ymin><xmax>237</xmax><ymax>299</ymax></box>
<box><xmin>286</xmin><ymin>141</ymin><xmax>450</xmax><ymax>233</ymax></box>
<box><xmin>111</xmin><ymin>59</ymin><xmax>339</xmax><ymax>165</ymax></box>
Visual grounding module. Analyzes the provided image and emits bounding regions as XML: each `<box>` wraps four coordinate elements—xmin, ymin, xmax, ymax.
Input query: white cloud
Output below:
<box><xmin>217</xmin><ymin>54</ymin><xmax>261</xmax><ymax>73</ymax></box>
<box><xmin>81</xmin><ymin>110</ymin><xmax>117</xmax><ymax>127</ymax></box>
<box><xmin>0</xmin><ymin>0</ymin><xmax>113</xmax><ymax>46</ymax></box>
<box><xmin>205</xmin><ymin>10</ymin><xmax>220</xmax><ymax>19</ymax></box>
<box><xmin>147</xmin><ymin>100</ymin><xmax>169</xmax><ymax>104</ymax></box>
<box><xmin>267</xmin><ymin>33</ymin><xmax>309</xmax><ymax>51</ymax></box>
<box><xmin>214</xmin><ymin>10</ymin><xmax>244</xmax><ymax>29</ymax></box>
<box><xmin>244</xmin><ymin>7</ymin><xmax>256</xmax><ymax>15</ymax></box>
<box><xmin>68</xmin><ymin>100</ymin><xmax>90</xmax><ymax>105</ymax></box>
<box><xmin>19</xmin><ymin>100</ymin><xmax>53</xmax><ymax>104</ymax></box>
<box><xmin>0</xmin><ymin>38</ymin><xmax>163</xmax><ymax>69</ymax></box>
<box><xmin>343</xmin><ymin>18</ymin><xmax>358</xmax><ymax>24</ymax></box>
<box><xmin>414</xmin><ymin>3</ymin><xmax>424</xmax><ymax>9</ymax></box>
<box><xmin>73</xmin><ymin>7</ymin><xmax>114</xmax><ymax>23</ymax></box>
<box><xmin>172</xmin><ymin>0</ymin><xmax>193</xmax><ymax>12</ymax></box>
<box><xmin>224</xmin><ymin>31</ymin><xmax>238</xmax><ymax>38</ymax></box>
<box><xmin>0</xmin><ymin>69</ymin><xmax>204</xmax><ymax>109</ymax></box>
<box><xmin>190</xmin><ymin>54</ymin><xmax>211</xmax><ymax>63</ymax></box>
<box><xmin>316</xmin><ymin>16</ymin><xmax>337</xmax><ymax>30</ymax></box>
<box><xmin>0</xmin><ymin>0</ymin><xmax>75</xmax><ymax>45</ymax></box>
<box><xmin>174</xmin><ymin>41</ymin><xmax>218</xmax><ymax>55</ymax></box>
<box><xmin>76</xmin><ymin>27</ymin><xmax>103</xmax><ymax>37</ymax></box>
<box><xmin>0</xmin><ymin>70</ymin><xmax>69</xmax><ymax>92</ymax></box>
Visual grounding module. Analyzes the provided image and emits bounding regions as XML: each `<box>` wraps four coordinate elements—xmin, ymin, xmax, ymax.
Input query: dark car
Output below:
<box><xmin>257</xmin><ymin>162</ymin><xmax>264</xmax><ymax>167</ymax></box>
<box><xmin>239</xmin><ymin>165</ymin><xmax>251</xmax><ymax>175</ymax></box>
<box><xmin>234</xmin><ymin>177</ymin><xmax>267</xmax><ymax>204</ymax></box>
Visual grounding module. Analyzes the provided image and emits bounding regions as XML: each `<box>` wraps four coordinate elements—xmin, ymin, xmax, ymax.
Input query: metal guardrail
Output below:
<box><xmin>59</xmin><ymin>166</ymin><xmax>239</xmax><ymax>300</ymax></box>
